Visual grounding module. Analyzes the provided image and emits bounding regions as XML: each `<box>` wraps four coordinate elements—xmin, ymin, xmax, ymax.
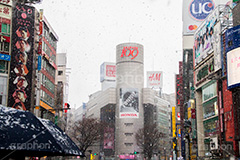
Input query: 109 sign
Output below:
<box><xmin>189</xmin><ymin>0</ymin><xmax>215</xmax><ymax>21</ymax></box>
<box><xmin>121</xmin><ymin>46</ymin><xmax>139</xmax><ymax>60</ymax></box>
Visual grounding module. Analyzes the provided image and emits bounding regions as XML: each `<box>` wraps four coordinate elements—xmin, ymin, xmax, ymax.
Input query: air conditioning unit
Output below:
<box><xmin>210</xmin><ymin>137</ymin><xmax>218</xmax><ymax>150</ymax></box>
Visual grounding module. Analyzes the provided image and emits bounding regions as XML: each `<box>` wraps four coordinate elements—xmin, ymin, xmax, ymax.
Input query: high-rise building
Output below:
<box><xmin>0</xmin><ymin>1</ymin><xmax>12</xmax><ymax>106</ymax></box>
<box><xmin>85</xmin><ymin>42</ymin><xmax>174</xmax><ymax>159</ymax></box>
<box><xmin>7</xmin><ymin>4</ymin><xmax>58</xmax><ymax>123</ymax></box>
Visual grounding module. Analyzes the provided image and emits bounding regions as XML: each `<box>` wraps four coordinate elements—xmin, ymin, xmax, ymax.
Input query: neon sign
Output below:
<box><xmin>121</xmin><ymin>46</ymin><xmax>139</xmax><ymax>60</ymax></box>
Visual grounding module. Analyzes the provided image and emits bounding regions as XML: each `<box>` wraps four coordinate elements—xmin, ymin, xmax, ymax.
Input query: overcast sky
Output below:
<box><xmin>34</xmin><ymin>0</ymin><xmax>183</xmax><ymax>108</ymax></box>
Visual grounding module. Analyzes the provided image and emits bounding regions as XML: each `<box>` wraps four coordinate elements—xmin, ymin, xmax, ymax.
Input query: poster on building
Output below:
<box><xmin>194</xmin><ymin>7</ymin><xmax>219</xmax><ymax>66</ymax></box>
<box><xmin>8</xmin><ymin>4</ymin><xmax>35</xmax><ymax>111</ymax></box>
<box><xmin>103</xmin><ymin>127</ymin><xmax>114</xmax><ymax>149</ymax></box>
<box><xmin>119</xmin><ymin>88</ymin><xmax>139</xmax><ymax>118</ymax></box>
<box><xmin>0</xmin><ymin>4</ymin><xmax>11</xmax><ymax>19</ymax></box>
<box><xmin>0</xmin><ymin>0</ymin><xmax>12</xmax><ymax>6</ymax></box>
<box><xmin>100</xmin><ymin>62</ymin><xmax>116</xmax><ymax>82</ymax></box>
<box><xmin>225</xmin><ymin>25</ymin><xmax>240</xmax><ymax>89</ymax></box>
<box><xmin>146</xmin><ymin>71</ymin><xmax>163</xmax><ymax>89</ymax></box>
<box><xmin>183</xmin><ymin>0</ymin><xmax>231</xmax><ymax>35</ymax></box>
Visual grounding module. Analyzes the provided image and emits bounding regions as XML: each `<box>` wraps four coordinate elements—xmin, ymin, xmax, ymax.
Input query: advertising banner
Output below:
<box><xmin>0</xmin><ymin>0</ymin><xmax>12</xmax><ymax>6</ymax></box>
<box><xmin>225</xmin><ymin>25</ymin><xmax>240</xmax><ymax>89</ymax></box>
<box><xmin>146</xmin><ymin>71</ymin><xmax>163</xmax><ymax>89</ymax></box>
<box><xmin>103</xmin><ymin>127</ymin><xmax>114</xmax><ymax>149</ymax></box>
<box><xmin>8</xmin><ymin>4</ymin><xmax>35</xmax><ymax>111</ymax></box>
<box><xmin>0</xmin><ymin>4</ymin><xmax>11</xmax><ymax>19</ymax></box>
<box><xmin>227</xmin><ymin>48</ymin><xmax>240</xmax><ymax>89</ymax></box>
<box><xmin>119</xmin><ymin>88</ymin><xmax>139</xmax><ymax>118</ymax></box>
<box><xmin>172</xmin><ymin>107</ymin><xmax>176</xmax><ymax>137</ymax></box>
<box><xmin>183</xmin><ymin>0</ymin><xmax>231</xmax><ymax>35</ymax></box>
<box><xmin>100</xmin><ymin>62</ymin><xmax>116</xmax><ymax>82</ymax></box>
<box><xmin>194</xmin><ymin>7</ymin><xmax>219</xmax><ymax>66</ymax></box>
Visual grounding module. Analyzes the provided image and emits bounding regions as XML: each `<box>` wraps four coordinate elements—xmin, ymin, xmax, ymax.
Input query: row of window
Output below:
<box><xmin>43</xmin><ymin>25</ymin><xmax>57</xmax><ymax>50</ymax></box>
<box><xmin>40</xmin><ymin>90</ymin><xmax>55</xmax><ymax>107</ymax></box>
<box><xmin>42</xmin><ymin>41</ymin><xmax>56</xmax><ymax>63</ymax></box>
<box><xmin>42</xmin><ymin>74</ymin><xmax>55</xmax><ymax>94</ymax></box>
<box><xmin>42</xmin><ymin>58</ymin><xmax>55</xmax><ymax>78</ymax></box>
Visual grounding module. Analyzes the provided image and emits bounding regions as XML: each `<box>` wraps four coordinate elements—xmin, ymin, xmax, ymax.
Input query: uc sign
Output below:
<box><xmin>189</xmin><ymin>0</ymin><xmax>215</xmax><ymax>21</ymax></box>
<box><xmin>121</xmin><ymin>46</ymin><xmax>139</xmax><ymax>60</ymax></box>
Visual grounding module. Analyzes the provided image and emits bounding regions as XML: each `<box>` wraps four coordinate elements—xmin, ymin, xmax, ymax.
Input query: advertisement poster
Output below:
<box><xmin>119</xmin><ymin>88</ymin><xmax>139</xmax><ymax>118</ymax></box>
<box><xmin>147</xmin><ymin>71</ymin><xmax>163</xmax><ymax>89</ymax></box>
<box><xmin>194</xmin><ymin>7</ymin><xmax>219</xmax><ymax>66</ymax></box>
<box><xmin>103</xmin><ymin>127</ymin><xmax>114</xmax><ymax>149</ymax></box>
<box><xmin>225</xmin><ymin>25</ymin><xmax>240</xmax><ymax>89</ymax></box>
<box><xmin>100</xmin><ymin>62</ymin><xmax>116</xmax><ymax>82</ymax></box>
<box><xmin>8</xmin><ymin>4</ymin><xmax>35</xmax><ymax>111</ymax></box>
<box><xmin>183</xmin><ymin>0</ymin><xmax>231</xmax><ymax>35</ymax></box>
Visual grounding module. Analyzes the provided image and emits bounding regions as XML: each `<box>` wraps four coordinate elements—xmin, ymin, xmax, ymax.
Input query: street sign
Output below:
<box><xmin>0</xmin><ymin>54</ymin><xmax>11</xmax><ymax>61</ymax></box>
<box><xmin>37</xmin><ymin>56</ymin><xmax>42</xmax><ymax>71</ymax></box>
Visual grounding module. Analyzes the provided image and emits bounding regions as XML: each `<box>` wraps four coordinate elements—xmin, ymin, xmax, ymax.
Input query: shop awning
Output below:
<box><xmin>0</xmin><ymin>105</ymin><xmax>83</xmax><ymax>159</ymax></box>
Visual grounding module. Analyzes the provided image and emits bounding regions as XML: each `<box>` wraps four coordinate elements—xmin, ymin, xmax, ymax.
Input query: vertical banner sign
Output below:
<box><xmin>8</xmin><ymin>4</ymin><xmax>35</xmax><ymax>111</ymax></box>
<box><xmin>147</xmin><ymin>71</ymin><xmax>163</xmax><ymax>89</ymax></box>
<box><xmin>172</xmin><ymin>107</ymin><xmax>176</xmax><ymax>138</ymax></box>
<box><xmin>119</xmin><ymin>88</ymin><xmax>139</xmax><ymax>118</ymax></box>
<box><xmin>37</xmin><ymin>9</ymin><xmax>43</xmax><ymax>55</ymax></box>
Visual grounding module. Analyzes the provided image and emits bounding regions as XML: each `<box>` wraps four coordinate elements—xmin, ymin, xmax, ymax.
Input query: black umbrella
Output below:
<box><xmin>0</xmin><ymin>105</ymin><xmax>83</xmax><ymax>159</ymax></box>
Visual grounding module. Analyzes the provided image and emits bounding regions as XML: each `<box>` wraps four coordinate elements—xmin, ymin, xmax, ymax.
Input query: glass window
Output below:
<box><xmin>58</xmin><ymin>70</ymin><xmax>63</xmax><ymax>75</ymax></box>
<box><xmin>1</xmin><ymin>23</ymin><xmax>7</xmax><ymax>33</ymax></box>
<box><xmin>0</xmin><ymin>61</ymin><xmax>8</xmax><ymax>73</ymax></box>
<box><xmin>203</xmin><ymin>98</ymin><xmax>218</xmax><ymax>119</ymax></box>
<box><xmin>4</xmin><ymin>42</ymin><xmax>9</xmax><ymax>52</ymax></box>
<box><xmin>202</xmin><ymin>82</ymin><xmax>217</xmax><ymax>102</ymax></box>
<box><xmin>203</xmin><ymin>117</ymin><xmax>218</xmax><ymax>137</ymax></box>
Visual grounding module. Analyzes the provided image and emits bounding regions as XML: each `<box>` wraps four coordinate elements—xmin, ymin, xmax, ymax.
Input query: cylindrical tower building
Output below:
<box><xmin>115</xmin><ymin>42</ymin><xmax>144</xmax><ymax>158</ymax></box>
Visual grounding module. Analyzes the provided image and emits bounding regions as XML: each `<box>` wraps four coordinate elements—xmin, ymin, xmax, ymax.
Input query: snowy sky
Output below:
<box><xmin>34</xmin><ymin>0</ymin><xmax>183</xmax><ymax>108</ymax></box>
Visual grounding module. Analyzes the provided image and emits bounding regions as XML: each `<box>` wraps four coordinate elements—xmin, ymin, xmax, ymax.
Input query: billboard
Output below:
<box><xmin>100</xmin><ymin>62</ymin><xmax>116</xmax><ymax>82</ymax></box>
<box><xmin>0</xmin><ymin>0</ymin><xmax>12</xmax><ymax>6</ymax></box>
<box><xmin>0</xmin><ymin>4</ymin><xmax>11</xmax><ymax>19</ymax></box>
<box><xmin>103</xmin><ymin>127</ymin><xmax>114</xmax><ymax>149</ymax></box>
<box><xmin>119</xmin><ymin>88</ymin><xmax>139</xmax><ymax>118</ymax></box>
<box><xmin>225</xmin><ymin>25</ymin><xmax>240</xmax><ymax>89</ymax></box>
<box><xmin>183</xmin><ymin>0</ymin><xmax>231</xmax><ymax>35</ymax></box>
<box><xmin>146</xmin><ymin>71</ymin><xmax>163</xmax><ymax>89</ymax></box>
<box><xmin>194</xmin><ymin>7</ymin><xmax>219</xmax><ymax>66</ymax></box>
<box><xmin>8</xmin><ymin>4</ymin><xmax>35</xmax><ymax>111</ymax></box>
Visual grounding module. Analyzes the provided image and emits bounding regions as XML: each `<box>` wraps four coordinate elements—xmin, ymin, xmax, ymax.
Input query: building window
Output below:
<box><xmin>58</xmin><ymin>70</ymin><xmax>63</xmax><ymax>75</ymax></box>
<box><xmin>0</xmin><ymin>61</ymin><xmax>8</xmax><ymax>74</ymax></box>
<box><xmin>124</xmin><ymin>143</ymin><xmax>133</xmax><ymax>146</ymax></box>
<box><xmin>1</xmin><ymin>23</ymin><xmax>10</xmax><ymax>34</ymax></box>
<box><xmin>124</xmin><ymin>123</ymin><xmax>133</xmax><ymax>126</ymax></box>
<box><xmin>0</xmin><ymin>42</ymin><xmax>9</xmax><ymax>52</ymax></box>
<box><xmin>124</xmin><ymin>133</ymin><xmax>133</xmax><ymax>136</ymax></box>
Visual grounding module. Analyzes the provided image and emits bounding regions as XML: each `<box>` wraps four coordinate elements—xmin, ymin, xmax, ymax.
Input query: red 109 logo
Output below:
<box><xmin>121</xmin><ymin>46</ymin><xmax>139</xmax><ymax>60</ymax></box>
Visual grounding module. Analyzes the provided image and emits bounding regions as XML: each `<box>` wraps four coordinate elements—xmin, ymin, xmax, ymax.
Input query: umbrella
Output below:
<box><xmin>0</xmin><ymin>105</ymin><xmax>83</xmax><ymax>159</ymax></box>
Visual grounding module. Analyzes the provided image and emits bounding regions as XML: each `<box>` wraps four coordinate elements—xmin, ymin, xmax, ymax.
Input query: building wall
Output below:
<box><xmin>86</xmin><ymin>88</ymin><xmax>116</xmax><ymax>118</ymax></box>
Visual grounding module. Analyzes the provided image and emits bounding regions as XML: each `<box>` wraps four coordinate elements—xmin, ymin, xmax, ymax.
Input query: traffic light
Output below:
<box><xmin>64</xmin><ymin>103</ymin><xmax>70</xmax><ymax>113</ymax></box>
<box><xmin>134</xmin><ymin>151</ymin><xmax>139</xmax><ymax>154</ymax></box>
<box><xmin>94</xmin><ymin>153</ymin><xmax>97</xmax><ymax>156</ymax></box>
